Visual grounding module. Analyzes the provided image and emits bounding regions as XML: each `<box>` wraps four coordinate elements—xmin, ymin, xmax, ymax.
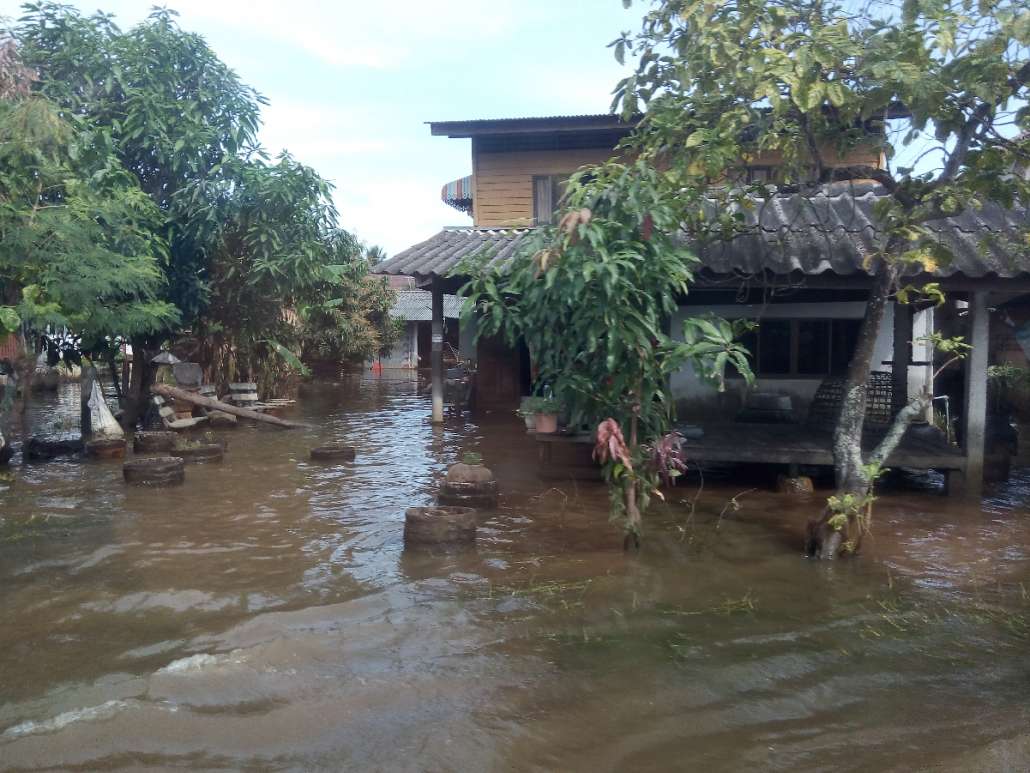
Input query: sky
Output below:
<box><xmin>0</xmin><ymin>0</ymin><xmax>637</xmax><ymax>256</ymax></box>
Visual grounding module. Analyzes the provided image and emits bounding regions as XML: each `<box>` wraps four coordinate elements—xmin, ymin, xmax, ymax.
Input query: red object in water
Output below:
<box><xmin>370</xmin><ymin>361</ymin><xmax>383</xmax><ymax>374</ymax></box>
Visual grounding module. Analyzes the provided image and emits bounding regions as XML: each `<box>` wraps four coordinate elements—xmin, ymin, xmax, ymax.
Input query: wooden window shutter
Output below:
<box><xmin>533</xmin><ymin>175</ymin><xmax>554</xmax><ymax>226</ymax></box>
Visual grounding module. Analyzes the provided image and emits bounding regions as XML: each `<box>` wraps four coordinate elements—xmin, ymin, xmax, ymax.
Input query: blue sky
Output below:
<box><xmin>0</xmin><ymin>1</ymin><xmax>636</xmax><ymax>255</ymax></box>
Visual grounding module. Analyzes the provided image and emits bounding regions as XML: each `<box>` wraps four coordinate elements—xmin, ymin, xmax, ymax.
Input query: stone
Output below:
<box><xmin>404</xmin><ymin>506</ymin><xmax>477</xmax><ymax>546</ymax></box>
<box><xmin>445</xmin><ymin>463</ymin><xmax>494</xmax><ymax>484</ymax></box>
<box><xmin>776</xmin><ymin>475</ymin><xmax>815</xmax><ymax>495</ymax></box>
<box><xmin>439</xmin><ymin>463</ymin><xmax>499</xmax><ymax>508</ymax></box>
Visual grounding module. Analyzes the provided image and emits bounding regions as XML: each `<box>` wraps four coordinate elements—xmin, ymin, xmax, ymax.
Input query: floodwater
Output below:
<box><xmin>0</xmin><ymin>379</ymin><xmax>1028</xmax><ymax>772</ymax></box>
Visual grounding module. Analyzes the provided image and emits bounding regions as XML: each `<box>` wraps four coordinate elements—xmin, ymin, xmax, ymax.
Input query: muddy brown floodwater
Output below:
<box><xmin>1</xmin><ymin>378</ymin><xmax>1029</xmax><ymax>771</ymax></box>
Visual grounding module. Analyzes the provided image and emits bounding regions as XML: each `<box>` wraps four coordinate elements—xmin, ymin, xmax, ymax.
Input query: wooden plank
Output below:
<box><xmin>151</xmin><ymin>383</ymin><xmax>308</xmax><ymax>429</ymax></box>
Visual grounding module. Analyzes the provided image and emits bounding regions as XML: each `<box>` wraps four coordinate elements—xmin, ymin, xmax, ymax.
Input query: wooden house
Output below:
<box><xmin>375</xmin><ymin>114</ymin><xmax>1030</xmax><ymax>494</ymax></box>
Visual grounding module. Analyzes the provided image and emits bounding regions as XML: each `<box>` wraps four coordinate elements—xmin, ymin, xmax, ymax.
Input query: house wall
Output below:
<box><xmin>473</xmin><ymin>147</ymin><xmax>613</xmax><ymax>227</ymax></box>
<box><xmin>378</xmin><ymin>321</ymin><xmax>418</xmax><ymax>369</ymax></box>
<box><xmin>470</xmin><ymin>144</ymin><xmax>882</xmax><ymax>228</ymax></box>
<box><xmin>669</xmin><ymin>301</ymin><xmax>931</xmax><ymax>421</ymax></box>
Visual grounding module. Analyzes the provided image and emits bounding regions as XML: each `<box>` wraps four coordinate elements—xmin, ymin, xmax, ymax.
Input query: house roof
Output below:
<box><xmin>429</xmin><ymin>114</ymin><xmax>640</xmax><ymax>138</ymax></box>
<box><xmin>374</xmin><ymin>186</ymin><xmax>1030</xmax><ymax>283</ymax></box>
<box><xmin>389</xmin><ymin>289</ymin><xmax>464</xmax><ymax>321</ymax></box>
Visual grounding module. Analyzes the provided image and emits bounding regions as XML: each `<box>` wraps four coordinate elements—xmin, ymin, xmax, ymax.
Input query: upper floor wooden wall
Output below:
<box><xmin>469</xmin><ymin>141</ymin><xmax>883</xmax><ymax>229</ymax></box>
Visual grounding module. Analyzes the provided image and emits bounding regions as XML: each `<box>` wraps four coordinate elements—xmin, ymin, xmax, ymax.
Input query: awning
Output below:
<box><xmin>441</xmin><ymin>175</ymin><xmax>473</xmax><ymax>215</ymax></box>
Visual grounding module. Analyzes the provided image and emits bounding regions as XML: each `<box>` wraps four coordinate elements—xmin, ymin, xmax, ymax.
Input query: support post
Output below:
<box><xmin>892</xmin><ymin>302</ymin><xmax>912</xmax><ymax>415</ymax></box>
<box><xmin>431</xmin><ymin>280</ymin><xmax>444</xmax><ymax>424</ymax></box>
<box><xmin>962</xmin><ymin>291</ymin><xmax>989</xmax><ymax>496</ymax></box>
<box><xmin>80</xmin><ymin>362</ymin><xmax>95</xmax><ymax>439</ymax></box>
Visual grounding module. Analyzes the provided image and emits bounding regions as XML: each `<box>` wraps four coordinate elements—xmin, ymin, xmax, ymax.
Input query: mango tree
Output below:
<box><xmin>13</xmin><ymin>4</ymin><xmax>381</xmax><ymax>409</ymax></box>
<box><xmin>613</xmin><ymin>0</ymin><xmax>1030</xmax><ymax>557</ymax></box>
<box><xmin>463</xmin><ymin>159</ymin><xmax>753</xmax><ymax>541</ymax></box>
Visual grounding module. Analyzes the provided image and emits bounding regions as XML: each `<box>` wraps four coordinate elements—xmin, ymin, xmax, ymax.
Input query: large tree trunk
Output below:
<box><xmin>807</xmin><ymin>268</ymin><xmax>896</xmax><ymax>559</ymax></box>
<box><xmin>120</xmin><ymin>337</ymin><xmax>153</xmax><ymax>430</ymax></box>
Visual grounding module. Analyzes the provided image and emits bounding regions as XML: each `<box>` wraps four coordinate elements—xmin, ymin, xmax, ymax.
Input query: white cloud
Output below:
<box><xmin>337</xmin><ymin>177</ymin><xmax>470</xmax><ymax>256</ymax></box>
<box><xmin>257</xmin><ymin>99</ymin><xmax>388</xmax><ymax>164</ymax></box>
<box><xmin>166</xmin><ymin>0</ymin><xmax>521</xmax><ymax>69</ymax></box>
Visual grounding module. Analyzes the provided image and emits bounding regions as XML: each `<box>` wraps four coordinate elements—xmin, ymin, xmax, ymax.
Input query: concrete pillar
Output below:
<box><xmin>892</xmin><ymin>302</ymin><xmax>913</xmax><ymax>415</ymax></box>
<box><xmin>431</xmin><ymin>281</ymin><xmax>444</xmax><ymax>424</ymax></box>
<box><xmin>962</xmin><ymin>291</ymin><xmax>989</xmax><ymax>496</ymax></box>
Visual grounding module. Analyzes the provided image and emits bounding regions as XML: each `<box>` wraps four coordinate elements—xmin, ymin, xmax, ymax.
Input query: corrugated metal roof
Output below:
<box><xmin>429</xmin><ymin>114</ymin><xmax>640</xmax><ymax>137</ymax></box>
<box><xmin>389</xmin><ymin>290</ymin><xmax>464</xmax><ymax>321</ymax></box>
<box><xmin>375</xmin><ymin>227</ymin><xmax>534</xmax><ymax>280</ymax></box>
<box><xmin>430</xmin><ymin>113</ymin><xmax>627</xmax><ymax>124</ymax></box>
<box><xmin>374</xmin><ymin>187</ymin><xmax>1030</xmax><ymax>281</ymax></box>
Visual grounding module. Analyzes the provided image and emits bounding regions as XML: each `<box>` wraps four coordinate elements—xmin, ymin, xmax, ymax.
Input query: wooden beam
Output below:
<box><xmin>431</xmin><ymin>280</ymin><xmax>444</xmax><ymax>424</ymax></box>
<box><xmin>151</xmin><ymin>383</ymin><xmax>307</xmax><ymax>429</ymax></box>
<box><xmin>962</xmin><ymin>291</ymin><xmax>990</xmax><ymax>495</ymax></box>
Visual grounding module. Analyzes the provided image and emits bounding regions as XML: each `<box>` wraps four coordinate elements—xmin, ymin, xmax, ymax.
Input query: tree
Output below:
<box><xmin>612</xmin><ymin>0</ymin><xmax>1030</xmax><ymax>557</ymax></box>
<box><xmin>297</xmin><ymin>257</ymin><xmax>400</xmax><ymax>370</ymax></box>
<box><xmin>179</xmin><ymin>154</ymin><xmax>381</xmax><ymax>392</ymax></box>
<box><xmin>463</xmin><ymin>159</ymin><xmax>753</xmax><ymax>539</ymax></box>
<box><xmin>0</xmin><ymin>43</ymin><xmax>176</xmax><ymax>431</ymax></box>
<box><xmin>11</xmin><ymin>4</ymin><xmax>385</xmax><ymax>408</ymax></box>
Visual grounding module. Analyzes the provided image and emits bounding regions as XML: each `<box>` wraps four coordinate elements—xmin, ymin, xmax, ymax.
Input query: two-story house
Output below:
<box><xmin>375</xmin><ymin>114</ymin><xmax>1030</xmax><ymax>493</ymax></box>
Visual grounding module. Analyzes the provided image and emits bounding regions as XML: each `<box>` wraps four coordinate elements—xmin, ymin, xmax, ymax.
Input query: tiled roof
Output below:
<box><xmin>389</xmin><ymin>289</ymin><xmax>464</xmax><ymax>321</ymax></box>
<box><xmin>374</xmin><ymin>186</ymin><xmax>1030</xmax><ymax>281</ymax></box>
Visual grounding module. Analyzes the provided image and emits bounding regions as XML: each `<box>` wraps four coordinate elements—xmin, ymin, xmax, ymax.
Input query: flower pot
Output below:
<box><xmin>534</xmin><ymin>412</ymin><xmax>558</xmax><ymax>434</ymax></box>
<box><xmin>522</xmin><ymin>413</ymin><xmax>537</xmax><ymax>432</ymax></box>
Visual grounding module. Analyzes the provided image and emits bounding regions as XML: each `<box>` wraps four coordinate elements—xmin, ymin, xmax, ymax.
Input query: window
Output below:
<box><xmin>745</xmin><ymin>165</ymin><xmax>776</xmax><ymax>184</ymax></box>
<box><xmin>730</xmin><ymin>318</ymin><xmax>861</xmax><ymax>378</ymax></box>
<box><xmin>532</xmin><ymin>175</ymin><xmax>568</xmax><ymax>225</ymax></box>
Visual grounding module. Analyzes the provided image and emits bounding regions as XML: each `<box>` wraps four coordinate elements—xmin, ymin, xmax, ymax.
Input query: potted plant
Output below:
<box><xmin>530</xmin><ymin>396</ymin><xmax>561</xmax><ymax>434</ymax></box>
<box><xmin>517</xmin><ymin>397</ymin><xmax>538</xmax><ymax>431</ymax></box>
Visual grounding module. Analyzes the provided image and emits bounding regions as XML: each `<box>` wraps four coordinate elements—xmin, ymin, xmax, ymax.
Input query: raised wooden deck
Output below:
<box><xmin>679</xmin><ymin>423</ymin><xmax>966</xmax><ymax>472</ymax></box>
<box><xmin>534</xmin><ymin>422</ymin><xmax>967</xmax><ymax>484</ymax></box>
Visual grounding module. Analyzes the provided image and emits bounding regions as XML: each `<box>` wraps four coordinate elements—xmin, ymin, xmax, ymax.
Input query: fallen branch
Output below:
<box><xmin>151</xmin><ymin>383</ymin><xmax>308</xmax><ymax>429</ymax></box>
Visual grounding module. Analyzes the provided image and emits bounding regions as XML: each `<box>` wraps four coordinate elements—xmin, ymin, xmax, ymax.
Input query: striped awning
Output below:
<box><xmin>441</xmin><ymin>175</ymin><xmax>473</xmax><ymax>215</ymax></box>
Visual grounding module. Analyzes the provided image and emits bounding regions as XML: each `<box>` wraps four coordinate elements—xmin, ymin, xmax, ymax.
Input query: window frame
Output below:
<box><xmin>532</xmin><ymin>174</ymin><xmax>569</xmax><ymax>226</ymax></box>
<box><xmin>728</xmin><ymin>317</ymin><xmax>860</xmax><ymax>379</ymax></box>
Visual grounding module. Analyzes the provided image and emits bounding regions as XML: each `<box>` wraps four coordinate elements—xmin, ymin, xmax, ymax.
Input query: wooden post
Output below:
<box><xmin>80</xmin><ymin>363</ymin><xmax>95</xmax><ymax>438</ymax></box>
<box><xmin>892</xmin><ymin>302</ymin><xmax>912</xmax><ymax>415</ymax></box>
<box><xmin>431</xmin><ymin>280</ymin><xmax>444</xmax><ymax>424</ymax></box>
<box><xmin>962</xmin><ymin>291</ymin><xmax>989</xmax><ymax>496</ymax></box>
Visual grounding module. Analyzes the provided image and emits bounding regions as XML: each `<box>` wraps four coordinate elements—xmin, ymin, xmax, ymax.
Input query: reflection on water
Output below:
<box><xmin>1</xmin><ymin>380</ymin><xmax>1028</xmax><ymax>771</ymax></box>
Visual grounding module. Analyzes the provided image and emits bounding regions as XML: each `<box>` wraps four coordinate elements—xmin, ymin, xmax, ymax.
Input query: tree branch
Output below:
<box><xmin>867</xmin><ymin>354</ymin><xmax>966</xmax><ymax>468</ymax></box>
